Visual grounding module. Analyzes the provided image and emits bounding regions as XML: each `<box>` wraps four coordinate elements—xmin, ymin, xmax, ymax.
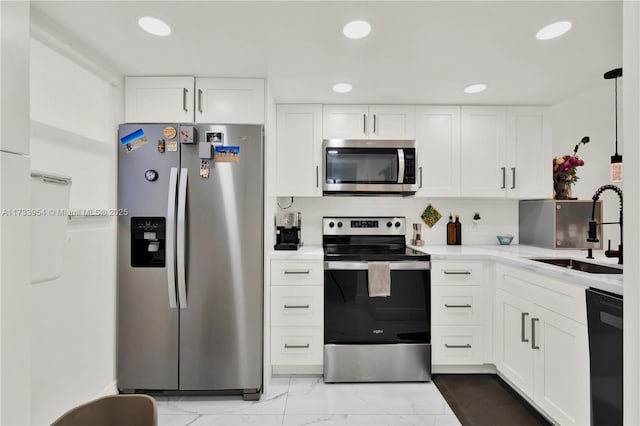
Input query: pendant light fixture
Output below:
<box><xmin>604</xmin><ymin>68</ymin><xmax>623</xmax><ymax>182</ymax></box>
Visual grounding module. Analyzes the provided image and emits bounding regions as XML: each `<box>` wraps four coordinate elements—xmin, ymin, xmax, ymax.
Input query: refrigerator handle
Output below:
<box><xmin>177</xmin><ymin>167</ymin><xmax>188</xmax><ymax>309</ymax></box>
<box><xmin>166</xmin><ymin>167</ymin><xmax>179</xmax><ymax>309</ymax></box>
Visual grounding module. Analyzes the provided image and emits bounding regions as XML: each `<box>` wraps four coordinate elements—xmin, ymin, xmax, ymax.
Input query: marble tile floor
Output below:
<box><xmin>156</xmin><ymin>375</ymin><xmax>460</xmax><ymax>426</ymax></box>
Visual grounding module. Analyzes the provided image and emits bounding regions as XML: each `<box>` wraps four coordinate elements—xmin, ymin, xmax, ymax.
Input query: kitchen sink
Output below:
<box><xmin>529</xmin><ymin>258</ymin><xmax>623</xmax><ymax>274</ymax></box>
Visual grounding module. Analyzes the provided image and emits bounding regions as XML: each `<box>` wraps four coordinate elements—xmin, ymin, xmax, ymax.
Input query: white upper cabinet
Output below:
<box><xmin>460</xmin><ymin>106</ymin><xmax>550</xmax><ymax>198</ymax></box>
<box><xmin>125</xmin><ymin>77</ymin><xmax>265</xmax><ymax>124</ymax></box>
<box><xmin>195</xmin><ymin>78</ymin><xmax>265</xmax><ymax>124</ymax></box>
<box><xmin>415</xmin><ymin>106</ymin><xmax>461</xmax><ymax>197</ymax></box>
<box><xmin>276</xmin><ymin>104</ymin><xmax>323</xmax><ymax>197</ymax></box>
<box><xmin>323</xmin><ymin>105</ymin><xmax>415</xmax><ymax>140</ymax></box>
<box><xmin>460</xmin><ymin>106</ymin><xmax>507</xmax><ymax>197</ymax></box>
<box><xmin>506</xmin><ymin>107</ymin><xmax>552</xmax><ymax>199</ymax></box>
<box><xmin>125</xmin><ymin>76</ymin><xmax>195</xmax><ymax>123</ymax></box>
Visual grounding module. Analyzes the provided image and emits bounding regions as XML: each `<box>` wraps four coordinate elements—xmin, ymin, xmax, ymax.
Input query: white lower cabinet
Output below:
<box><xmin>270</xmin><ymin>259</ymin><xmax>323</xmax><ymax>373</ymax></box>
<box><xmin>431</xmin><ymin>261</ymin><xmax>487</xmax><ymax>367</ymax></box>
<box><xmin>494</xmin><ymin>265</ymin><xmax>589</xmax><ymax>426</ymax></box>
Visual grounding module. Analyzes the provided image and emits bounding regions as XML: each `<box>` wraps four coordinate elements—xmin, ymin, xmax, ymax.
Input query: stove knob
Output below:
<box><xmin>394</xmin><ymin>221</ymin><xmax>401</xmax><ymax>228</ymax></box>
<box><xmin>337</xmin><ymin>221</ymin><xmax>343</xmax><ymax>228</ymax></box>
<box><xmin>329</xmin><ymin>222</ymin><xmax>335</xmax><ymax>228</ymax></box>
<box><xmin>386</xmin><ymin>221</ymin><xmax>393</xmax><ymax>228</ymax></box>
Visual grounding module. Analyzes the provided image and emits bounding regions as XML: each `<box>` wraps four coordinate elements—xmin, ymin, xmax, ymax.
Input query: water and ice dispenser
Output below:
<box><xmin>130</xmin><ymin>217</ymin><xmax>166</xmax><ymax>267</ymax></box>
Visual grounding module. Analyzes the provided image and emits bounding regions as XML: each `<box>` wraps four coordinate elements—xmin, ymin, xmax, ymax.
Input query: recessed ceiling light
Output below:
<box><xmin>536</xmin><ymin>20</ymin><xmax>572</xmax><ymax>40</ymax></box>
<box><xmin>333</xmin><ymin>83</ymin><xmax>353</xmax><ymax>93</ymax></box>
<box><xmin>138</xmin><ymin>16</ymin><xmax>172</xmax><ymax>37</ymax></box>
<box><xmin>343</xmin><ymin>20</ymin><xmax>371</xmax><ymax>39</ymax></box>
<box><xmin>464</xmin><ymin>83</ymin><xmax>487</xmax><ymax>94</ymax></box>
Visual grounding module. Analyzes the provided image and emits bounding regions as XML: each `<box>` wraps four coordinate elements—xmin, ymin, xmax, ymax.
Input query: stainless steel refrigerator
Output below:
<box><xmin>117</xmin><ymin>123</ymin><xmax>263</xmax><ymax>400</ymax></box>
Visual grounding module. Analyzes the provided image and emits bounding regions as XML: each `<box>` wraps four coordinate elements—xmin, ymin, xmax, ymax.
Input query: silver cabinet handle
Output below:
<box><xmin>373</xmin><ymin>114</ymin><xmax>377</xmax><ymax>134</ymax></box>
<box><xmin>511</xmin><ymin>167</ymin><xmax>516</xmax><ymax>189</ymax></box>
<box><xmin>316</xmin><ymin>165</ymin><xmax>319</xmax><ymax>188</ymax></box>
<box><xmin>166</xmin><ymin>167</ymin><xmax>179</xmax><ymax>309</ymax></box>
<box><xmin>501</xmin><ymin>167</ymin><xmax>506</xmax><ymax>189</ymax></box>
<box><xmin>363</xmin><ymin>114</ymin><xmax>367</xmax><ymax>134</ymax></box>
<box><xmin>445</xmin><ymin>344</ymin><xmax>472</xmax><ymax>349</ymax></box>
<box><xmin>444</xmin><ymin>304</ymin><xmax>472</xmax><ymax>308</ymax></box>
<box><xmin>419</xmin><ymin>166</ymin><xmax>423</xmax><ymax>189</ymax></box>
<box><xmin>284</xmin><ymin>304</ymin><xmax>310</xmax><ymax>309</ymax></box>
<box><xmin>176</xmin><ymin>168</ymin><xmax>188</xmax><ymax>309</ymax></box>
<box><xmin>284</xmin><ymin>344</ymin><xmax>310</xmax><ymax>349</ymax></box>
<box><xmin>521</xmin><ymin>312</ymin><xmax>529</xmax><ymax>342</ymax></box>
<box><xmin>531</xmin><ymin>318</ymin><xmax>540</xmax><ymax>349</ymax></box>
<box><xmin>443</xmin><ymin>270</ymin><xmax>471</xmax><ymax>275</ymax></box>
<box><xmin>198</xmin><ymin>89</ymin><xmax>203</xmax><ymax>113</ymax></box>
<box><xmin>182</xmin><ymin>88</ymin><xmax>189</xmax><ymax>112</ymax></box>
<box><xmin>284</xmin><ymin>270</ymin><xmax>310</xmax><ymax>275</ymax></box>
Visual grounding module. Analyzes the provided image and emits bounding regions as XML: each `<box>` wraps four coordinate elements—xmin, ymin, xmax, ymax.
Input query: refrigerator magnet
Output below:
<box><xmin>180</xmin><ymin>126</ymin><xmax>194</xmax><ymax>143</ymax></box>
<box><xmin>157</xmin><ymin>139</ymin><xmax>166</xmax><ymax>153</ymax></box>
<box><xmin>200</xmin><ymin>159</ymin><xmax>210</xmax><ymax>179</ymax></box>
<box><xmin>214</xmin><ymin>145</ymin><xmax>240</xmax><ymax>163</ymax></box>
<box><xmin>120</xmin><ymin>128</ymin><xmax>148</xmax><ymax>153</ymax></box>
<box><xmin>206</xmin><ymin>132</ymin><xmax>224</xmax><ymax>145</ymax></box>
<box><xmin>163</xmin><ymin>126</ymin><xmax>177</xmax><ymax>139</ymax></box>
<box><xmin>166</xmin><ymin>141</ymin><xmax>178</xmax><ymax>152</ymax></box>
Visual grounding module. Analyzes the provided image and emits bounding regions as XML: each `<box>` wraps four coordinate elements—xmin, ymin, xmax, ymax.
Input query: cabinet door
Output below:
<box><xmin>532</xmin><ymin>307</ymin><xmax>590</xmax><ymax>426</ymax></box>
<box><xmin>195</xmin><ymin>78</ymin><xmax>264</xmax><ymax>124</ymax></box>
<box><xmin>460</xmin><ymin>106</ymin><xmax>507</xmax><ymax>197</ymax></box>
<box><xmin>415</xmin><ymin>106</ymin><xmax>461</xmax><ymax>197</ymax></box>
<box><xmin>368</xmin><ymin>105</ymin><xmax>415</xmax><ymax>139</ymax></box>
<box><xmin>494</xmin><ymin>289</ymin><xmax>534</xmax><ymax>396</ymax></box>
<box><xmin>507</xmin><ymin>107</ymin><xmax>552</xmax><ymax>199</ymax></box>
<box><xmin>125</xmin><ymin>76</ymin><xmax>194</xmax><ymax>123</ymax></box>
<box><xmin>322</xmin><ymin>105</ymin><xmax>368</xmax><ymax>139</ymax></box>
<box><xmin>276</xmin><ymin>105</ymin><xmax>323</xmax><ymax>196</ymax></box>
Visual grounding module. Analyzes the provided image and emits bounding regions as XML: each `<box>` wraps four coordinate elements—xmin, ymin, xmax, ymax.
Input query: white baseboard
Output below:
<box><xmin>432</xmin><ymin>364</ymin><xmax>497</xmax><ymax>374</ymax></box>
<box><xmin>273</xmin><ymin>365</ymin><xmax>323</xmax><ymax>375</ymax></box>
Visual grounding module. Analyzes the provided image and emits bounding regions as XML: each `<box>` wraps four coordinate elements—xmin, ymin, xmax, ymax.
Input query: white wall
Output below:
<box><xmin>552</xmin><ymin>81</ymin><xmax>622</xmax><ymax>249</ymax></box>
<box><xmin>29</xmin><ymin>38</ymin><xmax>118</xmax><ymax>425</ymax></box>
<box><xmin>0</xmin><ymin>2</ymin><xmax>32</xmax><ymax>425</ymax></box>
<box><xmin>280</xmin><ymin>196</ymin><xmax>519</xmax><ymax>246</ymax></box>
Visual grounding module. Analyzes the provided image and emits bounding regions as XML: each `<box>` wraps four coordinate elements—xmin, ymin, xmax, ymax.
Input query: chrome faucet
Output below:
<box><xmin>587</xmin><ymin>185</ymin><xmax>623</xmax><ymax>264</ymax></box>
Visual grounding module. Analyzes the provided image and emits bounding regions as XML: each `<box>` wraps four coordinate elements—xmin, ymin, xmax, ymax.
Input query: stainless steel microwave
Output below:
<box><xmin>322</xmin><ymin>139</ymin><xmax>417</xmax><ymax>195</ymax></box>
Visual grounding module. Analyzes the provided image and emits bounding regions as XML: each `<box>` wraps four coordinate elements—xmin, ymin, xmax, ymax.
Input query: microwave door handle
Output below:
<box><xmin>397</xmin><ymin>149</ymin><xmax>405</xmax><ymax>184</ymax></box>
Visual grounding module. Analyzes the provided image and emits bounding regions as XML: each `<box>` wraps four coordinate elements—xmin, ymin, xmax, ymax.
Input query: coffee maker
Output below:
<box><xmin>274</xmin><ymin>211</ymin><xmax>302</xmax><ymax>250</ymax></box>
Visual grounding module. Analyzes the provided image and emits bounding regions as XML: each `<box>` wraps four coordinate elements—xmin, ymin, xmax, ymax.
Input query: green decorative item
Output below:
<box><xmin>421</xmin><ymin>204</ymin><xmax>442</xmax><ymax>228</ymax></box>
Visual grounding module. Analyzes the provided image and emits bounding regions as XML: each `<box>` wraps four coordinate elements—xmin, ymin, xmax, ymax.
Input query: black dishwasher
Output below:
<box><xmin>586</xmin><ymin>287</ymin><xmax>623</xmax><ymax>426</ymax></box>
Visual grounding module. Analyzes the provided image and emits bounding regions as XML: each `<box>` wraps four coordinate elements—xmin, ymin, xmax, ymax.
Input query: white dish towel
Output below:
<box><xmin>368</xmin><ymin>262</ymin><xmax>391</xmax><ymax>297</ymax></box>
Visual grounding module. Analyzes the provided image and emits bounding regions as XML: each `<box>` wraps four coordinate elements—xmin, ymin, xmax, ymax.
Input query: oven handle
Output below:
<box><xmin>324</xmin><ymin>261</ymin><xmax>431</xmax><ymax>271</ymax></box>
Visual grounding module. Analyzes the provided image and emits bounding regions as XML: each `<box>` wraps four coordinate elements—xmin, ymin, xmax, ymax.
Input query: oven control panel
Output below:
<box><xmin>323</xmin><ymin>217</ymin><xmax>406</xmax><ymax>235</ymax></box>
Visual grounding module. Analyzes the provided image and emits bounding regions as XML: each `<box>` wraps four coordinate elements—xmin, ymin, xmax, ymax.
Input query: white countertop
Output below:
<box><xmin>408</xmin><ymin>244</ymin><xmax>623</xmax><ymax>296</ymax></box>
<box><xmin>269</xmin><ymin>243</ymin><xmax>623</xmax><ymax>296</ymax></box>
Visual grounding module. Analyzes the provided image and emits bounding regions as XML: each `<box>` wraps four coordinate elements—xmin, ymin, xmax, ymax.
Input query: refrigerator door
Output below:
<box><xmin>178</xmin><ymin>124</ymin><xmax>263</xmax><ymax>391</ymax></box>
<box><xmin>117</xmin><ymin>124</ymin><xmax>180</xmax><ymax>390</ymax></box>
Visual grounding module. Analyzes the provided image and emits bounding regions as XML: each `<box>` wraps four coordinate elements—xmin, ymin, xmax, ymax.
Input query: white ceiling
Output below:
<box><xmin>32</xmin><ymin>1</ymin><xmax>622</xmax><ymax>105</ymax></box>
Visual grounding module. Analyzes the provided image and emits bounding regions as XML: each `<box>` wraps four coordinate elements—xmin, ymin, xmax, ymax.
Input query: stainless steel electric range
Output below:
<box><xmin>323</xmin><ymin>216</ymin><xmax>432</xmax><ymax>383</ymax></box>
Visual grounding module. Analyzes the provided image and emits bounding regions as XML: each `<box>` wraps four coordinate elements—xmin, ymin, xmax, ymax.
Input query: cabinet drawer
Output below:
<box><xmin>432</xmin><ymin>261</ymin><xmax>484</xmax><ymax>285</ymax></box>
<box><xmin>432</xmin><ymin>285</ymin><xmax>483</xmax><ymax>325</ymax></box>
<box><xmin>271</xmin><ymin>260</ymin><xmax>323</xmax><ymax>286</ymax></box>
<box><xmin>432</xmin><ymin>325</ymin><xmax>484</xmax><ymax>365</ymax></box>
<box><xmin>271</xmin><ymin>327</ymin><xmax>323</xmax><ymax>365</ymax></box>
<box><xmin>271</xmin><ymin>286</ymin><xmax>323</xmax><ymax>326</ymax></box>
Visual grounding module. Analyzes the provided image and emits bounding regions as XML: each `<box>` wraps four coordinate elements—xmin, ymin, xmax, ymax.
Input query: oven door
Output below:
<box><xmin>324</xmin><ymin>261</ymin><xmax>430</xmax><ymax>344</ymax></box>
<box><xmin>322</xmin><ymin>140</ymin><xmax>417</xmax><ymax>194</ymax></box>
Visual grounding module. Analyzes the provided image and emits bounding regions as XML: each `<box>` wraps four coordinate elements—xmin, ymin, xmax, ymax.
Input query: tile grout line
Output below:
<box><xmin>281</xmin><ymin>375</ymin><xmax>292</xmax><ymax>426</ymax></box>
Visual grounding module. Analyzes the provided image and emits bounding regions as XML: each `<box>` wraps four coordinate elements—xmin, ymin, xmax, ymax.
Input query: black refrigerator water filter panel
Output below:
<box><xmin>130</xmin><ymin>217</ymin><xmax>166</xmax><ymax>267</ymax></box>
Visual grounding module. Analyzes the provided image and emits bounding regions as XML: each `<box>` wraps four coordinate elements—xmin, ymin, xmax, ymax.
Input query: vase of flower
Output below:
<box><xmin>552</xmin><ymin>153</ymin><xmax>584</xmax><ymax>200</ymax></box>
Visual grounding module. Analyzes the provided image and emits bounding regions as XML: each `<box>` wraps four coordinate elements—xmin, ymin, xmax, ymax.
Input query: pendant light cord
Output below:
<box><xmin>615</xmin><ymin>76</ymin><xmax>619</xmax><ymax>155</ymax></box>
